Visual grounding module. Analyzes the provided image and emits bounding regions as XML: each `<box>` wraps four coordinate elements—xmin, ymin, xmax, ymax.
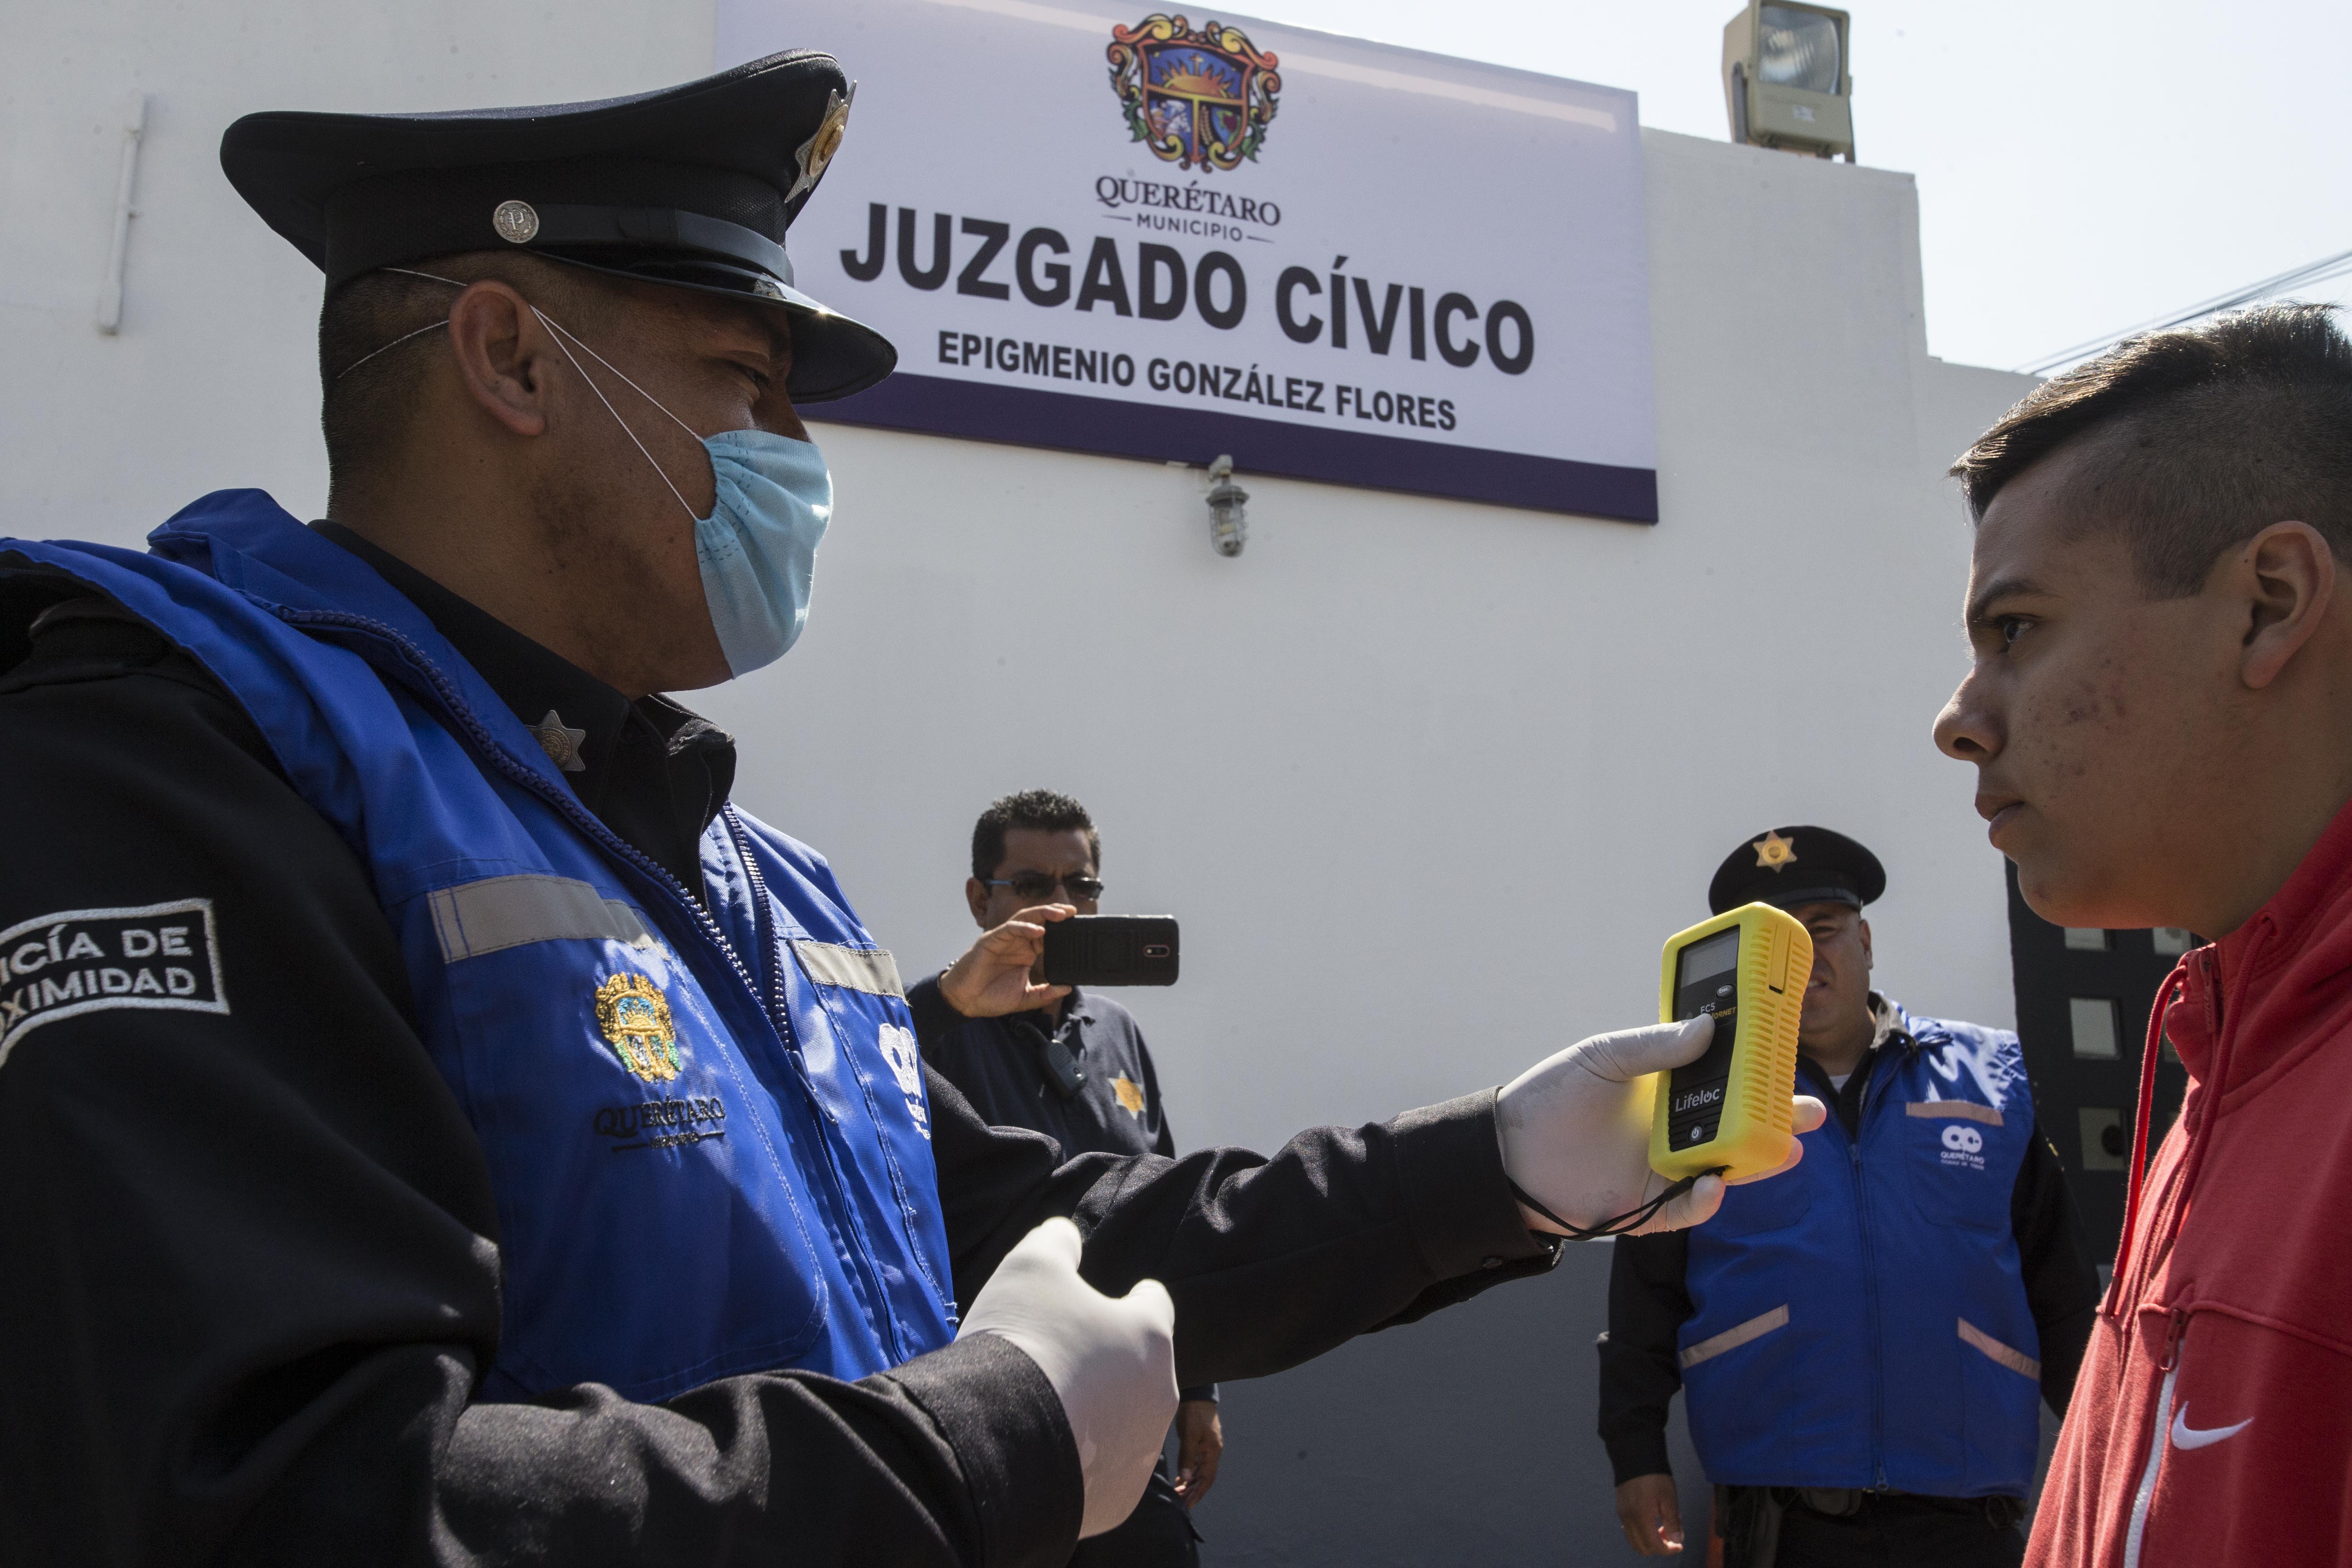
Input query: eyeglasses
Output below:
<box><xmin>985</xmin><ymin>873</ymin><xmax>1105</xmax><ymax>902</ymax></box>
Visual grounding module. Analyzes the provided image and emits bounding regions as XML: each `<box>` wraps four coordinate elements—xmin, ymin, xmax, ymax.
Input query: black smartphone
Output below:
<box><xmin>1040</xmin><ymin>916</ymin><xmax>1180</xmax><ymax>986</ymax></box>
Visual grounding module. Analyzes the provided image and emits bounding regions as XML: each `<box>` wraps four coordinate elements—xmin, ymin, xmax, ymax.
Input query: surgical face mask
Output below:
<box><xmin>369</xmin><ymin>270</ymin><xmax>831</xmax><ymax>680</ymax></box>
<box><xmin>531</xmin><ymin>312</ymin><xmax>831</xmax><ymax>680</ymax></box>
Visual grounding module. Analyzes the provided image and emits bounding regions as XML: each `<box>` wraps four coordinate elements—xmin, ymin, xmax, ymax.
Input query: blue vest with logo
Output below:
<box><xmin>1676</xmin><ymin>1003</ymin><xmax>2042</xmax><ymax>1497</ymax></box>
<box><xmin>3</xmin><ymin>490</ymin><xmax>959</xmax><ymax>1400</ymax></box>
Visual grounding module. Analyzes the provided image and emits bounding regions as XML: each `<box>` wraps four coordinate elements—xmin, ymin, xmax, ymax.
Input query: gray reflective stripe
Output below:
<box><xmin>427</xmin><ymin>875</ymin><xmax>657</xmax><ymax>962</ymax></box>
<box><xmin>790</xmin><ymin>941</ymin><xmax>903</xmax><ymax>997</ymax></box>
<box><xmin>1957</xmin><ymin>1317</ymin><xmax>2040</xmax><ymax>1379</ymax></box>
<box><xmin>1906</xmin><ymin>1101</ymin><xmax>2004</xmax><ymax>1127</ymax></box>
<box><xmin>1680</xmin><ymin>1304</ymin><xmax>1789</xmax><ymax>1369</ymax></box>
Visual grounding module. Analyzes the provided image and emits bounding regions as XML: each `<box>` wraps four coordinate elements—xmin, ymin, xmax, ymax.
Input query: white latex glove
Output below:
<box><xmin>1495</xmin><ymin>1016</ymin><xmax>1827</xmax><ymax>1237</ymax></box>
<box><xmin>957</xmin><ymin>1218</ymin><xmax>1179</xmax><ymax>1538</ymax></box>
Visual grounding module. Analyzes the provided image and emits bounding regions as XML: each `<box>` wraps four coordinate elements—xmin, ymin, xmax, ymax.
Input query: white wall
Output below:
<box><xmin>712</xmin><ymin>132</ymin><xmax>2037</xmax><ymax>1154</ymax></box>
<box><xmin>3</xmin><ymin>1</ymin><xmax>2034</xmax><ymax>1163</ymax></box>
<box><xmin>2</xmin><ymin>0</ymin><xmax>713</xmax><ymax>529</ymax></box>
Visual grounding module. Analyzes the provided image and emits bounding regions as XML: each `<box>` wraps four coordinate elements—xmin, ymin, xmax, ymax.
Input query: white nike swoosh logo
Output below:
<box><xmin>2170</xmin><ymin>1405</ymin><xmax>2252</xmax><ymax>1451</ymax></box>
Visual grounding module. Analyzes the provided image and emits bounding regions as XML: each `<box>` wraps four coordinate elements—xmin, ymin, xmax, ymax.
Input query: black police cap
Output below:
<box><xmin>1708</xmin><ymin>824</ymin><xmax>1886</xmax><ymax>917</ymax></box>
<box><xmin>219</xmin><ymin>51</ymin><xmax>894</xmax><ymax>402</ymax></box>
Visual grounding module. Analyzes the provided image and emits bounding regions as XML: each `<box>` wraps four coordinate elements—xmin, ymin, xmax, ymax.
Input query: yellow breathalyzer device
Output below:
<box><xmin>1651</xmin><ymin>902</ymin><xmax>1812</xmax><ymax>1181</ymax></box>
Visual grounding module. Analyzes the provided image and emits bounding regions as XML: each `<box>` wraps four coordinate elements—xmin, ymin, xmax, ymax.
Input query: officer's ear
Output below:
<box><xmin>445</xmin><ymin>281</ymin><xmax>556</xmax><ymax>438</ymax></box>
<box><xmin>965</xmin><ymin>876</ymin><xmax>992</xmax><ymax>928</ymax></box>
<box><xmin>1857</xmin><ymin>916</ymin><xmax>1873</xmax><ymax>970</ymax></box>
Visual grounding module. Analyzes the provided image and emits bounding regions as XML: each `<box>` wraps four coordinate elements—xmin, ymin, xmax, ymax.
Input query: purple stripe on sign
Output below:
<box><xmin>805</xmin><ymin>372</ymin><xmax>1660</xmax><ymax>523</ymax></box>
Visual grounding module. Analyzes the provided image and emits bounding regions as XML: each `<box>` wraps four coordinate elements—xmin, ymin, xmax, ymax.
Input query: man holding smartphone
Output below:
<box><xmin>907</xmin><ymin>789</ymin><xmax>1219</xmax><ymax>1567</ymax></box>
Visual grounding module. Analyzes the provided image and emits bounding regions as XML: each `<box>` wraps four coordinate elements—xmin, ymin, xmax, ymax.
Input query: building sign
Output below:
<box><xmin>717</xmin><ymin>0</ymin><xmax>1659</xmax><ymax>520</ymax></box>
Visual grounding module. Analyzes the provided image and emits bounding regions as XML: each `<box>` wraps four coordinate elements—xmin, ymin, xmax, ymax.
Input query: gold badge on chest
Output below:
<box><xmin>595</xmin><ymin>972</ymin><xmax>681</xmax><ymax>1083</ymax></box>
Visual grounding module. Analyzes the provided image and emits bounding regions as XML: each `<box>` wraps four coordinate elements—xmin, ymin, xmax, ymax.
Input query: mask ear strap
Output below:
<box><xmin>379</xmin><ymin>267</ymin><xmax>709</xmax><ymax>524</ymax></box>
<box><xmin>332</xmin><ymin>267</ymin><xmax>470</xmax><ymax>381</ymax></box>
<box><xmin>333</xmin><ymin>319</ymin><xmax>448</xmax><ymax>381</ymax></box>
<box><xmin>526</xmin><ymin>305</ymin><xmax>700</xmax><ymax>524</ymax></box>
<box><xmin>531</xmin><ymin>310</ymin><xmax>706</xmax><ymax>446</ymax></box>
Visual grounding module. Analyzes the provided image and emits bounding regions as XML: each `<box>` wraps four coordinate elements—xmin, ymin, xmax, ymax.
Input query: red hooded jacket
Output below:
<box><xmin>2028</xmin><ymin>800</ymin><xmax>2352</xmax><ymax>1566</ymax></box>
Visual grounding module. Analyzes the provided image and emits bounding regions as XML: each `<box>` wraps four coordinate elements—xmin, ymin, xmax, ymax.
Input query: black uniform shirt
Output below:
<box><xmin>0</xmin><ymin>543</ymin><xmax>1557</xmax><ymax>1568</ymax></box>
<box><xmin>909</xmin><ymin>979</ymin><xmax>1175</xmax><ymax>1162</ymax></box>
<box><xmin>908</xmin><ymin>975</ymin><xmax>1218</xmax><ymax>1402</ymax></box>
<box><xmin>1594</xmin><ymin>1000</ymin><xmax>2104</xmax><ymax>1489</ymax></box>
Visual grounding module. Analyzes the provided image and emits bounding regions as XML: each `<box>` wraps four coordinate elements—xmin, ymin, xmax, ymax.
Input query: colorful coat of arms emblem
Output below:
<box><xmin>595</xmin><ymin>971</ymin><xmax>681</xmax><ymax>1083</ymax></box>
<box><xmin>1107</xmin><ymin>14</ymin><xmax>1281</xmax><ymax>173</ymax></box>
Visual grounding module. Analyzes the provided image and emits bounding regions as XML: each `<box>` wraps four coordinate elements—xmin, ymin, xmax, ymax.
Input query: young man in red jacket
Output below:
<box><xmin>1933</xmin><ymin>302</ymin><xmax>2352</xmax><ymax>1567</ymax></box>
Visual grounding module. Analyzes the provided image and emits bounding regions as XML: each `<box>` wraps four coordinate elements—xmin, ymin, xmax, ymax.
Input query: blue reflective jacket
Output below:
<box><xmin>1677</xmin><ymin>1001</ymin><xmax>2042</xmax><ymax>1497</ymax></box>
<box><xmin>2</xmin><ymin>490</ymin><xmax>959</xmax><ymax>1399</ymax></box>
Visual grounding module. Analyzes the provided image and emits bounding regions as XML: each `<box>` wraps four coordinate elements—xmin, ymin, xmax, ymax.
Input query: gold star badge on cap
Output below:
<box><xmin>1752</xmin><ymin>830</ymin><xmax>1798</xmax><ymax>872</ymax></box>
<box><xmin>788</xmin><ymin>84</ymin><xmax>854</xmax><ymax>201</ymax></box>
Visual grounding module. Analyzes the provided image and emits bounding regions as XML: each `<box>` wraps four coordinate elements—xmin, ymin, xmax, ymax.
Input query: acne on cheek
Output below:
<box><xmin>2018</xmin><ymin>648</ymin><xmax>2179</xmax><ymax>895</ymax></box>
<box><xmin>2056</xmin><ymin>666</ymin><xmax>2125</xmax><ymax>728</ymax></box>
<box><xmin>2034</xmin><ymin>690</ymin><xmax>2107</xmax><ymax>778</ymax></box>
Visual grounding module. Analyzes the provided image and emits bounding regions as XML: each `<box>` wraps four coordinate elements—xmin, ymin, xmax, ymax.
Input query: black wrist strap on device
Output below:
<box><xmin>1507</xmin><ymin>1170</ymin><xmax>1723</xmax><ymax>1241</ymax></box>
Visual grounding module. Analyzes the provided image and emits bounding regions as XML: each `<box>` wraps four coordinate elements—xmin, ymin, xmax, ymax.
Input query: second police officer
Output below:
<box><xmin>1598</xmin><ymin>827</ymin><xmax>2102</xmax><ymax>1567</ymax></box>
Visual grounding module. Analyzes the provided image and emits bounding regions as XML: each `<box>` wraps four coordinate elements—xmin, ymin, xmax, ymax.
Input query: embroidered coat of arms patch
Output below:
<box><xmin>595</xmin><ymin>972</ymin><xmax>681</xmax><ymax>1083</ymax></box>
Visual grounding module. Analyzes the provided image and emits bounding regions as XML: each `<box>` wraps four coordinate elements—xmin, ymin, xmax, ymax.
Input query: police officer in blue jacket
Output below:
<box><xmin>1597</xmin><ymin>827</ymin><xmax>2100</xmax><ymax>1568</ymax></box>
<box><xmin>0</xmin><ymin>52</ymin><xmax>1825</xmax><ymax>1568</ymax></box>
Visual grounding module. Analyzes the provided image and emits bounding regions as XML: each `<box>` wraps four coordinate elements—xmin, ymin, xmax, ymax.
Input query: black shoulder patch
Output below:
<box><xmin>0</xmin><ymin>899</ymin><xmax>228</xmax><ymax>1064</ymax></box>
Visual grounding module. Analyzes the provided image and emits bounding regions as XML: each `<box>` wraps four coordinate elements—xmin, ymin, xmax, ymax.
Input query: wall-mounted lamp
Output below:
<box><xmin>1206</xmin><ymin>455</ymin><xmax>1249</xmax><ymax>557</ymax></box>
<box><xmin>1723</xmin><ymin>3</ymin><xmax>1854</xmax><ymax>161</ymax></box>
<box><xmin>97</xmin><ymin>93</ymin><xmax>148</xmax><ymax>334</ymax></box>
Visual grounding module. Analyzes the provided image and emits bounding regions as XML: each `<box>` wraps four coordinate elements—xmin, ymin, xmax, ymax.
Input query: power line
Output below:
<box><xmin>2014</xmin><ymin>245</ymin><xmax>2352</xmax><ymax>377</ymax></box>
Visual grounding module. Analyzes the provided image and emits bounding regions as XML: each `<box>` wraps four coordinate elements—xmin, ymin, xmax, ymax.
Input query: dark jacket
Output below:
<box><xmin>910</xmin><ymin>977</ymin><xmax>1216</xmax><ymax>1402</ymax></box>
<box><xmin>0</xmin><ymin>520</ymin><xmax>1558</xmax><ymax>1568</ymax></box>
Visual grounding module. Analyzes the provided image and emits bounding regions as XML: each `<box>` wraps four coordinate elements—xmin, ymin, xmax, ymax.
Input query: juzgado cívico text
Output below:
<box><xmin>844</xmin><ymin>205</ymin><xmax>1534</xmax><ymax>374</ymax></box>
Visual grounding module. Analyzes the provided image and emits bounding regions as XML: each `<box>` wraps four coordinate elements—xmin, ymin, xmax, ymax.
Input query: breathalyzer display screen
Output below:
<box><xmin>1677</xmin><ymin>930</ymin><xmax>1740</xmax><ymax>991</ymax></box>
<box><xmin>1666</xmin><ymin>929</ymin><xmax>1741</xmax><ymax>1152</ymax></box>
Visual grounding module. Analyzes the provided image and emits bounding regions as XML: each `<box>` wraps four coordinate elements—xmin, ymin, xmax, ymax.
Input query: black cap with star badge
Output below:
<box><xmin>1707</xmin><ymin>824</ymin><xmax>1886</xmax><ymax>917</ymax></box>
<box><xmin>218</xmin><ymin>51</ymin><xmax>893</xmax><ymax>402</ymax></box>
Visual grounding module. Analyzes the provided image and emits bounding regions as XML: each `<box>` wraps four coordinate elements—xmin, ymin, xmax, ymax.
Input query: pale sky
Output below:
<box><xmin>1249</xmin><ymin>0</ymin><xmax>2350</xmax><ymax>374</ymax></box>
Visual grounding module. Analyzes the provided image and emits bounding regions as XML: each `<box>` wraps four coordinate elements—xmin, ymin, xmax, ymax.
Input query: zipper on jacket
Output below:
<box><xmin>1841</xmin><ymin>1111</ymin><xmax>1887</xmax><ymax>1488</ymax></box>
<box><xmin>2123</xmin><ymin>1313</ymin><xmax>2190</xmax><ymax>1568</ymax></box>
<box><xmin>2155</xmin><ymin>1307</ymin><xmax>2188</xmax><ymax>1372</ymax></box>
<box><xmin>1856</xmin><ymin>1041</ymin><xmax>1904</xmax><ymax>1490</ymax></box>
<box><xmin>724</xmin><ymin>807</ymin><xmax>911</xmax><ymax>1363</ymax></box>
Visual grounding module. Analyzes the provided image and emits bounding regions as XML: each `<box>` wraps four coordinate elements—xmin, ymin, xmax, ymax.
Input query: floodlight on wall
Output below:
<box><xmin>1205</xmin><ymin>455</ymin><xmax>1249</xmax><ymax>557</ymax></box>
<box><xmin>1723</xmin><ymin>2</ymin><xmax>1854</xmax><ymax>161</ymax></box>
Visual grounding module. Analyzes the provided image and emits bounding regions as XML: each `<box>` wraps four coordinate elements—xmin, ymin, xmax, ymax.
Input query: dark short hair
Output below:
<box><xmin>317</xmin><ymin>251</ymin><xmax>618</xmax><ymax>507</ymax></box>
<box><xmin>1951</xmin><ymin>303</ymin><xmax>2352</xmax><ymax>597</ymax></box>
<box><xmin>972</xmin><ymin>789</ymin><xmax>1100</xmax><ymax>881</ymax></box>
